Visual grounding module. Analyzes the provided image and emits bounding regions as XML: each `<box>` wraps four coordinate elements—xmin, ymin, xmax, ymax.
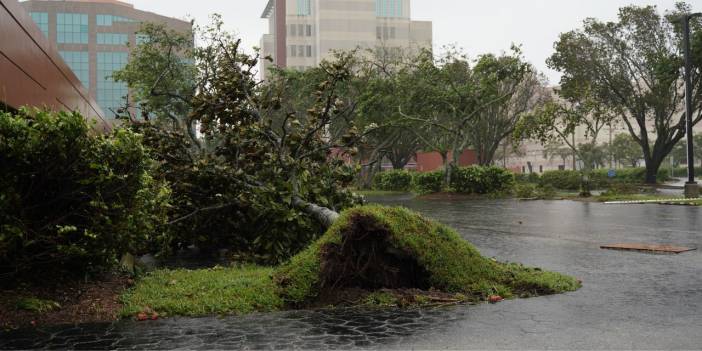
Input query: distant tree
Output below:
<box><xmin>670</xmin><ymin>141</ymin><xmax>687</xmax><ymax>167</ymax></box>
<box><xmin>543</xmin><ymin>142</ymin><xmax>572</xmax><ymax>169</ymax></box>
<box><xmin>398</xmin><ymin>47</ymin><xmax>531</xmax><ymax>185</ymax></box>
<box><xmin>548</xmin><ymin>3</ymin><xmax>702</xmax><ymax>183</ymax></box>
<box><xmin>577</xmin><ymin>142</ymin><xmax>607</xmax><ymax>170</ymax></box>
<box><xmin>467</xmin><ymin>52</ymin><xmax>548</xmax><ymax>165</ymax></box>
<box><xmin>516</xmin><ymin>93</ymin><xmax>617</xmax><ymax>195</ymax></box>
<box><xmin>609</xmin><ymin>133</ymin><xmax>643</xmax><ymax>167</ymax></box>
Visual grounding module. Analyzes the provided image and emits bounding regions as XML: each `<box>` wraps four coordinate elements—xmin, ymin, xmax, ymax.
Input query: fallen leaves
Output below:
<box><xmin>488</xmin><ymin>295</ymin><xmax>503</xmax><ymax>303</ymax></box>
<box><xmin>136</xmin><ymin>307</ymin><xmax>159</xmax><ymax>321</ymax></box>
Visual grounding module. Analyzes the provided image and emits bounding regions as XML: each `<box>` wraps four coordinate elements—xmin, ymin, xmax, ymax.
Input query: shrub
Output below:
<box><xmin>515</xmin><ymin>172</ymin><xmax>541</xmax><ymax>184</ymax></box>
<box><xmin>664</xmin><ymin>167</ymin><xmax>702</xmax><ymax>178</ymax></box>
<box><xmin>372</xmin><ymin>170</ymin><xmax>413</xmax><ymax>191</ymax></box>
<box><xmin>514</xmin><ymin>183</ymin><xmax>537</xmax><ymax>198</ymax></box>
<box><xmin>274</xmin><ymin>206</ymin><xmax>580</xmax><ymax>305</ymax></box>
<box><xmin>591</xmin><ymin>167</ymin><xmax>671</xmax><ymax>185</ymax></box>
<box><xmin>451</xmin><ymin>166</ymin><xmax>515</xmax><ymax>194</ymax></box>
<box><xmin>540</xmin><ymin>170</ymin><xmax>582</xmax><ymax>190</ymax></box>
<box><xmin>0</xmin><ymin>109</ymin><xmax>169</xmax><ymax>281</ymax></box>
<box><xmin>412</xmin><ymin>171</ymin><xmax>444</xmax><ymax>194</ymax></box>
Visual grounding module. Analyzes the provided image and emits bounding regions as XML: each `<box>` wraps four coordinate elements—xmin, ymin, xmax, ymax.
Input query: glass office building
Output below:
<box><xmin>22</xmin><ymin>0</ymin><xmax>192</xmax><ymax>120</ymax></box>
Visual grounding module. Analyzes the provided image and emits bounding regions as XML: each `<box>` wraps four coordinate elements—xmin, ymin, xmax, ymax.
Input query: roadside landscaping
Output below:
<box><xmin>119</xmin><ymin>206</ymin><xmax>580</xmax><ymax>318</ymax></box>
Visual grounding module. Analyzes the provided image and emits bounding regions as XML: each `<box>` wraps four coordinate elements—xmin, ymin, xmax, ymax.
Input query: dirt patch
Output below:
<box><xmin>319</xmin><ymin>214</ymin><xmax>429</xmax><ymax>292</ymax></box>
<box><xmin>0</xmin><ymin>273</ymin><xmax>130</xmax><ymax>330</ymax></box>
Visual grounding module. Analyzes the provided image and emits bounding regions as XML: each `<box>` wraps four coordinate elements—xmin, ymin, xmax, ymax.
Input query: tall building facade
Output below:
<box><xmin>260</xmin><ymin>0</ymin><xmax>432</xmax><ymax>78</ymax></box>
<box><xmin>21</xmin><ymin>0</ymin><xmax>192</xmax><ymax>119</ymax></box>
<box><xmin>1</xmin><ymin>0</ymin><xmax>107</xmax><ymax>129</ymax></box>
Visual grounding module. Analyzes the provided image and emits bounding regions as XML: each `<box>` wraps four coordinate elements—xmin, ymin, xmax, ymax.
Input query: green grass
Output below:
<box><xmin>120</xmin><ymin>265</ymin><xmax>283</xmax><ymax>317</ymax></box>
<box><xmin>122</xmin><ymin>206</ymin><xmax>582</xmax><ymax>318</ymax></box>
<box><xmin>274</xmin><ymin>205</ymin><xmax>581</xmax><ymax>305</ymax></box>
<box><xmin>14</xmin><ymin>297</ymin><xmax>60</xmax><ymax>313</ymax></box>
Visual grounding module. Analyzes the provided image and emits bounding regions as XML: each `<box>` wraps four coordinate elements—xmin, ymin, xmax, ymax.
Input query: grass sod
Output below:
<box><xmin>274</xmin><ymin>205</ymin><xmax>580</xmax><ymax>305</ymax></box>
<box><xmin>120</xmin><ymin>265</ymin><xmax>283</xmax><ymax>317</ymax></box>
<box><xmin>121</xmin><ymin>205</ymin><xmax>580</xmax><ymax>317</ymax></box>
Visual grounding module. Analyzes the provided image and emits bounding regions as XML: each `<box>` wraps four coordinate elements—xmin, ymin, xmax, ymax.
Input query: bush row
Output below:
<box><xmin>0</xmin><ymin>110</ymin><xmax>170</xmax><ymax>280</ymax></box>
<box><xmin>372</xmin><ymin>166</ymin><xmax>515</xmax><ymax>195</ymax></box>
<box><xmin>516</xmin><ymin>168</ymin><xmax>672</xmax><ymax>191</ymax></box>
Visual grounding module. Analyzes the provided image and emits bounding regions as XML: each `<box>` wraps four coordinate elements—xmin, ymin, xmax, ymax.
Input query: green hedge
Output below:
<box><xmin>371</xmin><ymin>166</ymin><xmax>514</xmax><ymax>195</ymax></box>
<box><xmin>372</xmin><ymin>169</ymin><xmax>413</xmax><ymax>191</ymax></box>
<box><xmin>662</xmin><ymin>167</ymin><xmax>702</xmax><ymax>178</ymax></box>
<box><xmin>539</xmin><ymin>170</ymin><xmax>582</xmax><ymax>190</ymax></box>
<box><xmin>412</xmin><ymin>171</ymin><xmax>444</xmax><ymax>194</ymax></box>
<box><xmin>451</xmin><ymin>166</ymin><xmax>515</xmax><ymax>194</ymax></box>
<box><xmin>0</xmin><ymin>110</ymin><xmax>169</xmax><ymax>280</ymax></box>
<box><xmin>520</xmin><ymin>168</ymin><xmax>673</xmax><ymax>191</ymax></box>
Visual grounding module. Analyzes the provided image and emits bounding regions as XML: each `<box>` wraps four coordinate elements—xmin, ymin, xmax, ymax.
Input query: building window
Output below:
<box><xmin>59</xmin><ymin>51</ymin><xmax>90</xmax><ymax>88</ymax></box>
<box><xmin>306</xmin><ymin>45</ymin><xmax>312</xmax><ymax>57</ymax></box>
<box><xmin>390</xmin><ymin>27</ymin><xmax>396</xmax><ymax>39</ymax></box>
<box><xmin>290</xmin><ymin>24</ymin><xmax>297</xmax><ymax>36</ymax></box>
<box><xmin>298</xmin><ymin>24</ymin><xmax>304</xmax><ymax>37</ymax></box>
<box><xmin>29</xmin><ymin>12</ymin><xmax>49</xmax><ymax>38</ymax></box>
<box><xmin>290</xmin><ymin>45</ymin><xmax>297</xmax><ymax>57</ymax></box>
<box><xmin>97</xmin><ymin>33</ymin><xmax>129</xmax><ymax>45</ymax></box>
<box><xmin>97</xmin><ymin>52</ymin><xmax>129</xmax><ymax>116</ymax></box>
<box><xmin>57</xmin><ymin>13</ymin><xmax>89</xmax><ymax>44</ymax></box>
<box><xmin>376</xmin><ymin>0</ymin><xmax>403</xmax><ymax>18</ymax></box>
<box><xmin>297</xmin><ymin>45</ymin><xmax>304</xmax><ymax>57</ymax></box>
<box><xmin>96</xmin><ymin>14</ymin><xmax>135</xmax><ymax>26</ymax></box>
<box><xmin>306</xmin><ymin>24</ymin><xmax>312</xmax><ymax>36</ymax></box>
<box><xmin>297</xmin><ymin>0</ymin><xmax>311</xmax><ymax>16</ymax></box>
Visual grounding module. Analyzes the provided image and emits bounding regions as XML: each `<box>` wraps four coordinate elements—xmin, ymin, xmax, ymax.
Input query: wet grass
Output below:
<box><xmin>275</xmin><ymin>206</ymin><xmax>581</xmax><ymax>306</ymax></box>
<box><xmin>122</xmin><ymin>206</ymin><xmax>581</xmax><ymax>318</ymax></box>
<box><xmin>120</xmin><ymin>266</ymin><xmax>282</xmax><ymax>318</ymax></box>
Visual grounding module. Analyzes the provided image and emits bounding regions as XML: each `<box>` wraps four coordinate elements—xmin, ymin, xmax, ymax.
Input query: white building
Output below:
<box><xmin>260</xmin><ymin>0</ymin><xmax>432</xmax><ymax>78</ymax></box>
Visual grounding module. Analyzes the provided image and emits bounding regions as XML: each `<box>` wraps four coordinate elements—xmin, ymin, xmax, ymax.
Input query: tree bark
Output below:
<box><xmin>293</xmin><ymin>197</ymin><xmax>339</xmax><ymax>229</ymax></box>
<box><xmin>441</xmin><ymin>152</ymin><xmax>451</xmax><ymax>187</ymax></box>
<box><xmin>644</xmin><ymin>158</ymin><xmax>663</xmax><ymax>184</ymax></box>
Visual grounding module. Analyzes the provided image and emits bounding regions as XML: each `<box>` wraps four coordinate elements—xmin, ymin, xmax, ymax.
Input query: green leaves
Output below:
<box><xmin>0</xmin><ymin>109</ymin><xmax>170</xmax><ymax>280</ymax></box>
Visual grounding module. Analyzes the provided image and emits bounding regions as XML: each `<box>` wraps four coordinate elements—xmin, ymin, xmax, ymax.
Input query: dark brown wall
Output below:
<box><xmin>0</xmin><ymin>0</ymin><xmax>108</xmax><ymax>130</ymax></box>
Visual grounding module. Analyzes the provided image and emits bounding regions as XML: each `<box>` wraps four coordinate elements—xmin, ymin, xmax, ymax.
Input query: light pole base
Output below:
<box><xmin>684</xmin><ymin>182</ymin><xmax>700</xmax><ymax>199</ymax></box>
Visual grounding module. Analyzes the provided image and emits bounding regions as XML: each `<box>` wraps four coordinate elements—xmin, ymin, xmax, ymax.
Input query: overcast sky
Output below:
<box><xmin>127</xmin><ymin>0</ymin><xmax>698</xmax><ymax>85</ymax></box>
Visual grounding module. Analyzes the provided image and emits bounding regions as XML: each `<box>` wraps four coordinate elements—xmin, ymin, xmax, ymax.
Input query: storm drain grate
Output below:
<box><xmin>600</xmin><ymin>243</ymin><xmax>696</xmax><ymax>254</ymax></box>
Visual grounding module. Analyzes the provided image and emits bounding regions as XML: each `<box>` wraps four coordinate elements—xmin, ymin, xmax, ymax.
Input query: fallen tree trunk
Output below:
<box><xmin>292</xmin><ymin>196</ymin><xmax>339</xmax><ymax>229</ymax></box>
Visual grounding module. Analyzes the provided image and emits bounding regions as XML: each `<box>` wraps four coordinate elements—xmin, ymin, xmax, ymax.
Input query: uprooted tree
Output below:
<box><xmin>275</xmin><ymin>206</ymin><xmax>581</xmax><ymax>305</ymax></box>
<box><xmin>115</xmin><ymin>16</ymin><xmax>365</xmax><ymax>263</ymax></box>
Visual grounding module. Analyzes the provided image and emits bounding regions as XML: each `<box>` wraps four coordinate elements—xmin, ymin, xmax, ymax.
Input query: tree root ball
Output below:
<box><xmin>274</xmin><ymin>206</ymin><xmax>580</xmax><ymax>306</ymax></box>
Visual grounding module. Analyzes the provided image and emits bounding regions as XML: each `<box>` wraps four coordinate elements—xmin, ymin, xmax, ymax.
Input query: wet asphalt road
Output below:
<box><xmin>1</xmin><ymin>198</ymin><xmax>701</xmax><ymax>350</ymax></box>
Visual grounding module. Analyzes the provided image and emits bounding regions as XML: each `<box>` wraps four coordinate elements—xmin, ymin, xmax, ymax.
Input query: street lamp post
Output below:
<box><xmin>682</xmin><ymin>13</ymin><xmax>701</xmax><ymax>198</ymax></box>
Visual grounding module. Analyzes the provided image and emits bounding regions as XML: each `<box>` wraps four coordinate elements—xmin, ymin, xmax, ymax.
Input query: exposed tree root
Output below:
<box><xmin>319</xmin><ymin>214</ymin><xmax>429</xmax><ymax>292</ymax></box>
